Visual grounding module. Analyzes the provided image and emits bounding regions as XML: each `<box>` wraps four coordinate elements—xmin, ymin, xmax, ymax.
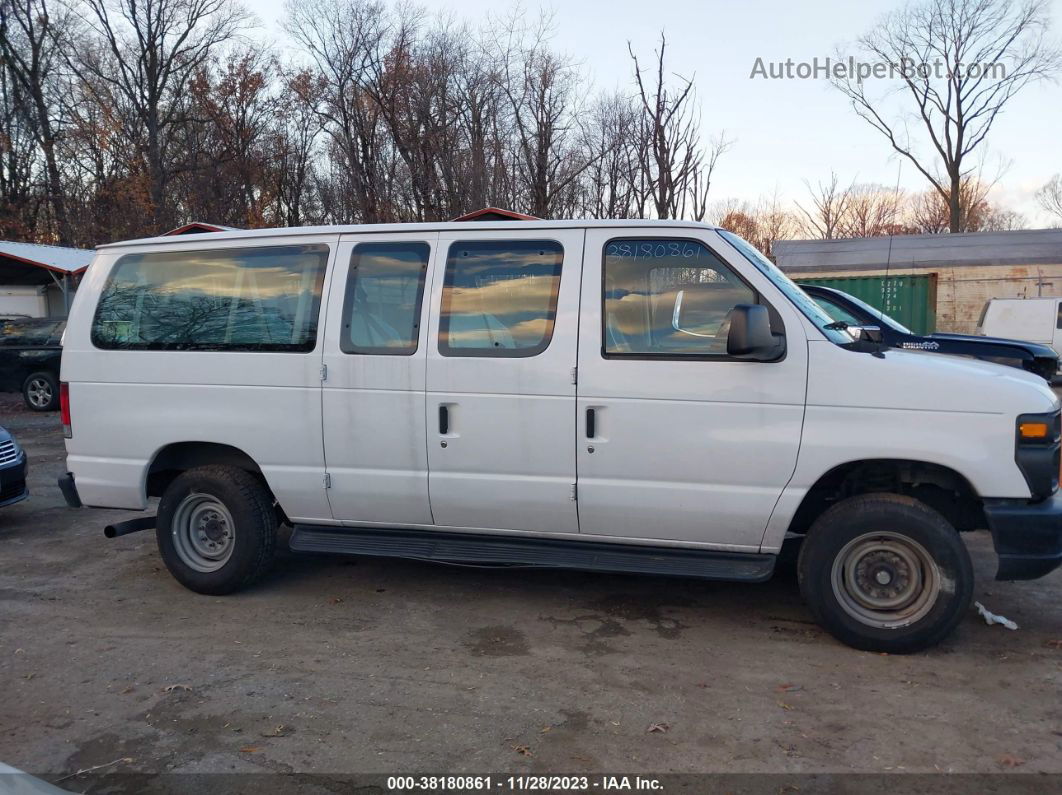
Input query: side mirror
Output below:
<box><xmin>726</xmin><ymin>304</ymin><xmax>775</xmax><ymax>358</ymax></box>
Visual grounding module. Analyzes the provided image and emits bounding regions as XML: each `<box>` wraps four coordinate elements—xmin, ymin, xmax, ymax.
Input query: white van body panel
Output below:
<box><xmin>979</xmin><ymin>297</ymin><xmax>1060</xmax><ymax>346</ymax></box>
<box><xmin>61</xmin><ymin>219</ymin><xmax>1060</xmax><ymax>557</ymax></box>
<box><xmin>575</xmin><ymin>228</ymin><xmax>808</xmax><ymax>550</ymax></box>
<box><xmin>321</xmin><ymin>232</ymin><xmax>438</xmax><ymax>527</ymax></box>
<box><xmin>758</xmin><ymin>342</ymin><xmax>1060</xmax><ymax>551</ymax></box>
<box><xmin>62</xmin><ymin>236</ymin><xmax>339</xmax><ymax>522</ymax></box>
<box><xmin>423</xmin><ymin>228</ymin><xmax>584</xmax><ymax>534</ymax></box>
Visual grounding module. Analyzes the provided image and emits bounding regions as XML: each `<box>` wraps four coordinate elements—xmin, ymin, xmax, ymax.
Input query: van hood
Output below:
<box><xmin>808</xmin><ymin>342</ymin><xmax>1060</xmax><ymax>416</ymax></box>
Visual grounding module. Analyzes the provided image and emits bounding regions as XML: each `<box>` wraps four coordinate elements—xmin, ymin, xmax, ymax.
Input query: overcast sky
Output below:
<box><xmin>252</xmin><ymin>0</ymin><xmax>1062</xmax><ymax>226</ymax></box>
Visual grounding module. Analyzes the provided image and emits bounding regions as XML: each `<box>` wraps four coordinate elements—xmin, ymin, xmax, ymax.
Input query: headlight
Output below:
<box><xmin>1015</xmin><ymin>410</ymin><xmax>1060</xmax><ymax>500</ymax></box>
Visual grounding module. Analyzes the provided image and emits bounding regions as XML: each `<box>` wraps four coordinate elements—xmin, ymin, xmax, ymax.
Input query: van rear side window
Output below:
<box><xmin>91</xmin><ymin>245</ymin><xmax>329</xmax><ymax>352</ymax></box>
<box><xmin>342</xmin><ymin>242</ymin><xmax>429</xmax><ymax>355</ymax></box>
<box><xmin>439</xmin><ymin>240</ymin><xmax>563</xmax><ymax>357</ymax></box>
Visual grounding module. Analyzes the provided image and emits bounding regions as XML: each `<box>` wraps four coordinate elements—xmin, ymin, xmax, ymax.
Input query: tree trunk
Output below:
<box><xmin>949</xmin><ymin>171</ymin><xmax>962</xmax><ymax>233</ymax></box>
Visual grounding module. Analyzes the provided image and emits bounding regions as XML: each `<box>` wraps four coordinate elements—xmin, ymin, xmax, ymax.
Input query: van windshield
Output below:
<box><xmin>717</xmin><ymin>230</ymin><xmax>853</xmax><ymax>345</ymax></box>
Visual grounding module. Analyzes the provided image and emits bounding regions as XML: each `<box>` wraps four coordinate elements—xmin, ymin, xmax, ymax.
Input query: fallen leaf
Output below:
<box><xmin>120</xmin><ymin>686</ymin><xmax>135</xmax><ymax>694</ymax></box>
<box><xmin>777</xmin><ymin>701</ymin><xmax>793</xmax><ymax>711</ymax></box>
<box><xmin>997</xmin><ymin>754</ymin><xmax>1025</xmax><ymax>768</ymax></box>
<box><xmin>328</xmin><ymin>597</ymin><xmax>343</xmax><ymax>605</ymax></box>
<box><xmin>647</xmin><ymin>722</ymin><xmax>670</xmax><ymax>733</ymax></box>
<box><xmin>162</xmin><ymin>684</ymin><xmax>191</xmax><ymax>693</ymax></box>
<box><xmin>1045</xmin><ymin>639</ymin><xmax>1062</xmax><ymax>649</ymax></box>
<box><xmin>260</xmin><ymin>724</ymin><xmax>293</xmax><ymax>738</ymax></box>
<box><xmin>512</xmin><ymin>745</ymin><xmax>533</xmax><ymax>756</ymax></box>
<box><xmin>239</xmin><ymin>746</ymin><xmax>261</xmax><ymax>753</ymax></box>
<box><xmin>776</xmin><ymin>683</ymin><xmax>803</xmax><ymax>693</ymax></box>
<box><xmin>539</xmin><ymin>726</ymin><xmax>552</xmax><ymax>734</ymax></box>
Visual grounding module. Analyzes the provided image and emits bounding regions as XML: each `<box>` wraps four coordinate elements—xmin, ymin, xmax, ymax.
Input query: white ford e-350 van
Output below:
<box><xmin>58</xmin><ymin>220</ymin><xmax>1062</xmax><ymax>653</ymax></box>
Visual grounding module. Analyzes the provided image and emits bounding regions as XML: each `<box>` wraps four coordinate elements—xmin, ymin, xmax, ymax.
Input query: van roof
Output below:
<box><xmin>96</xmin><ymin>219</ymin><xmax>720</xmax><ymax>250</ymax></box>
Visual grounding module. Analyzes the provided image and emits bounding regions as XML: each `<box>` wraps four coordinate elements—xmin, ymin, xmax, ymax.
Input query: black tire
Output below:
<box><xmin>797</xmin><ymin>493</ymin><xmax>973</xmax><ymax>654</ymax></box>
<box><xmin>156</xmin><ymin>465</ymin><xmax>276</xmax><ymax>595</ymax></box>
<box><xmin>22</xmin><ymin>370</ymin><xmax>58</xmax><ymax>411</ymax></box>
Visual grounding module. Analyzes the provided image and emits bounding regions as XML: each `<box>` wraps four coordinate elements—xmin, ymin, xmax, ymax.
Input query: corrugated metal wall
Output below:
<box><xmin>797</xmin><ymin>274</ymin><xmax>937</xmax><ymax>334</ymax></box>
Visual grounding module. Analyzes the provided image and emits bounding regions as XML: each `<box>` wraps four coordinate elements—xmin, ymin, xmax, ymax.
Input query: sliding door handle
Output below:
<box><xmin>586</xmin><ymin>408</ymin><xmax>596</xmax><ymax>439</ymax></box>
<box><xmin>439</xmin><ymin>405</ymin><xmax>449</xmax><ymax>435</ymax></box>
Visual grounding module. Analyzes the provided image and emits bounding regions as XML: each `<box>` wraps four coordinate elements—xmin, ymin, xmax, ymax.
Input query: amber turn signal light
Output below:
<box><xmin>1018</xmin><ymin>421</ymin><xmax>1050</xmax><ymax>440</ymax></box>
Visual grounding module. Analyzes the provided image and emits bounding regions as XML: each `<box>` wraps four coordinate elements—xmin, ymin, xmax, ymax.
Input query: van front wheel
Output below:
<box><xmin>797</xmin><ymin>494</ymin><xmax>973</xmax><ymax>653</ymax></box>
<box><xmin>156</xmin><ymin>466</ymin><xmax>277</xmax><ymax>595</ymax></box>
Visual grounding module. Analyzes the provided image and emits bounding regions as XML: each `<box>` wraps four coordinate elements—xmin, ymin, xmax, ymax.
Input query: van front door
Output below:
<box><xmin>321</xmin><ymin>233</ymin><xmax>438</xmax><ymax>526</ymax></box>
<box><xmin>575</xmin><ymin>229</ymin><xmax>808</xmax><ymax>549</ymax></box>
<box><xmin>425</xmin><ymin>230</ymin><xmax>584</xmax><ymax>533</ymax></box>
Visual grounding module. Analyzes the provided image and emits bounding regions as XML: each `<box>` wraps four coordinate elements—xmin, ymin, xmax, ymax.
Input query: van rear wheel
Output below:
<box><xmin>798</xmin><ymin>493</ymin><xmax>973</xmax><ymax>653</ymax></box>
<box><xmin>156</xmin><ymin>465</ymin><xmax>276</xmax><ymax>595</ymax></box>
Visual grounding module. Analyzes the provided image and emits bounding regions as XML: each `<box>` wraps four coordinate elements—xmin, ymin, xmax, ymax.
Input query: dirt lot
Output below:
<box><xmin>1</xmin><ymin>392</ymin><xmax>1061</xmax><ymax>790</ymax></box>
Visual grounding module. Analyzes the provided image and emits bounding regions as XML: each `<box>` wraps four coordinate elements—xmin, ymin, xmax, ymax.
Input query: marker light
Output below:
<box><xmin>1018</xmin><ymin>421</ymin><xmax>1050</xmax><ymax>440</ymax></box>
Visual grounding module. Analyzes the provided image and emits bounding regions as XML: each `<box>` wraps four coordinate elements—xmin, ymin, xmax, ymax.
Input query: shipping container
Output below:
<box><xmin>797</xmin><ymin>274</ymin><xmax>937</xmax><ymax>335</ymax></box>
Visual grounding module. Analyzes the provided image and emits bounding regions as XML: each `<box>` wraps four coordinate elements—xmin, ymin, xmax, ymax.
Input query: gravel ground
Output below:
<box><xmin>0</xmin><ymin>392</ymin><xmax>1060</xmax><ymax>791</ymax></box>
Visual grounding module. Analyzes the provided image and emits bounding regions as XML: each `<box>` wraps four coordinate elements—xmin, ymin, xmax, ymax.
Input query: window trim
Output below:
<box><xmin>89</xmin><ymin>243</ymin><xmax>330</xmax><ymax>354</ymax></box>
<box><xmin>599</xmin><ymin>235</ymin><xmax>785</xmax><ymax>363</ymax></box>
<box><xmin>339</xmin><ymin>241</ymin><xmax>430</xmax><ymax>357</ymax></box>
<box><xmin>438</xmin><ymin>238</ymin><xmax>564</xmax><ymax>359</ymax></box>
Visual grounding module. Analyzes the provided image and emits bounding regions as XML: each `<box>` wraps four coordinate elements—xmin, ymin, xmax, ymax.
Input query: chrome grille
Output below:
<box><xmin>0</xmin><ymin>440</ymin><xmax>18</xmax><ymax>465</ymax></box>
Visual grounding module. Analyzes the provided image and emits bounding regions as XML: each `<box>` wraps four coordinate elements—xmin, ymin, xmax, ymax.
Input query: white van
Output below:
<box><xmin>979</xmin><ymin>297</ymin><xmax>1062</xmax><ymax>357</ymax></box>
<box><xmin>58</xmin><ymin>221</ymin><xmax>1062</xmax><ymax>653</ymax></box>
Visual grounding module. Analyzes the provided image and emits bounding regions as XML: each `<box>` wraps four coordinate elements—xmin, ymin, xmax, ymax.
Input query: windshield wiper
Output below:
<box><xmin>823</xmin><ymin>320</ymin><xmax>850</xmax><ymax>330</ymax></box>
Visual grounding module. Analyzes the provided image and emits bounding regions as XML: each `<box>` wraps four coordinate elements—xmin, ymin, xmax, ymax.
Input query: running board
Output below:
<box><xmin>289</xmin><ymin>526</ymin><xmax>775</xmax><ymax>582</ymax></box>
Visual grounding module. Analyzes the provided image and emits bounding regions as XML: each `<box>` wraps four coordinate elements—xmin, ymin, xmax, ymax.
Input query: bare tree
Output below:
<box><xmin>1037</xmin><ymin>174</ymin><xmax>1062</xmax><ymax>224</ymax></box>
<box><xmin>833</xmin><ymin>0</ymin><xmax>1062</xmax><ymax>232</ymax></box>
<box><xmin>908</xmin><ymin>177</ymin><xmax>1002</xmax><ymax>232</ymax></box>
<box><xmin>69</xmin><ymin>0</ymin><xmax>251</xmax><ymax>229</ymax></box>
<box><xmin>629</xmin><ymin>33</ymin><xmax>728</xmax><ymax>220</ymax></box>
<box><xmin>712</xmin><ymin>193</ymin><xmax>801</xmax><ymax>255</ymax></box>
<box><xmin>492</xmin><ymin>11</ymin><xmax>591</xmax><ymax>218</ymax></box>
<box><xmin>841</xmin><ymin>183</ymin><xmax>907</xmax><ymax>237</ymax></box>
<box><xmin>796</xmin><ymin>172</ymin><xmax>854</xmax><ymax>239</ymax></box>
<box><xmin>285</xmin><ymin>0</ymin><xmax>390</xmax><ymax>223</ymax></box>
<box><xmin>0</xmin><ymin>0</ymin><xmax>74</xmax><ymax>242</ymax></box>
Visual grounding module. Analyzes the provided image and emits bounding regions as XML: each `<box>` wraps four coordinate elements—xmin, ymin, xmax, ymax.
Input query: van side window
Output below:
<box><xmin>439</xmin><ymin>240</ymin><xmax>563</xmax><ymax>357</ymax></box>
<box><xmin>91</xmin><ymin>245</ymin><xmax>328</xmax><ymax>352</ymax></box>
<box><xmin>603</xmin><ymin>239</ymin><xmax>755</xmax><ymax>356</ymax></box>
<box><xmin>342</xmin><ymin>242</ymin><xmax>429</xmax><ymax>355</ymax></box>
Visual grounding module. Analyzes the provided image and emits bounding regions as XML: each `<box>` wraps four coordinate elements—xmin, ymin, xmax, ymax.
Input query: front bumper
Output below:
<box><xmin>0</xmin><ymin>451</ymin><xmax>28</xmax><ymax>507</ymax></box>
<box><xmin>985</xmin><ymin>494</ymin><xmax>1062</xmax><ymax>580</ymax></box>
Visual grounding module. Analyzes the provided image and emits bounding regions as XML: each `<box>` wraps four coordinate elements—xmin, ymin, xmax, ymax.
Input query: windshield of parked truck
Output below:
<box><xmin>717</xmin><ymin>230</ymin><xmax>852</xmax><ymax>345</ymax></box>
<box><xmin>814</xmin><ymin>288</ymin><xmax>912</xmax><ymax>335</ymax></box>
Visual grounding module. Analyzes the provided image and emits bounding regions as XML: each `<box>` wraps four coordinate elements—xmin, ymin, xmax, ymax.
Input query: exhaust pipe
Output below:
<box><xmin>104</xmin><ymin>516</ymin><xmax>156</xmax><ymax>539</ymax></box>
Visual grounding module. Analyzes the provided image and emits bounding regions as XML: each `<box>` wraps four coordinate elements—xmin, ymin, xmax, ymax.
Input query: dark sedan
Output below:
<box><xmin>0</xmin><ymin>425</ymin><xmax>28</xmax><ymax>507</ymax></box>
<box><xmin>801</xmin><ymin>283</ymin><xmax>1059</xmax><ymax>381</ymax></box>
<box><xmin>0</xmin><ymin>318</ymin><xmax>64</xmax><ymax>410</ymax></box>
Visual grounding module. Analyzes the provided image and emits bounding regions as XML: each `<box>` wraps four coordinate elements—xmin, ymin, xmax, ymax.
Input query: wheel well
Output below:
<box><xmin>788</xmin><ymin>459</ymin><xmax>986</xmax><ymax>537</ymax></box>
<box><xmin>147</xmin><ymin>442</ymin><xmax>266</xmax><ymax>499</ymax></box>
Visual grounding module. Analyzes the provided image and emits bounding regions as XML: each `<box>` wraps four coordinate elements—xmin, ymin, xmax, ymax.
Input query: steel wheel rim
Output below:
<box><xmin>27</xmin><ymin>378</ymin><xmax>52</xmax><ymax>408</ymax></box>
<box><xmin>830</xmin><ymin>531</ymin><xmax>941</xmax><ymax>629</ymax></box>
<box><xmin>171</xmin><ymin>493</ymin><xmax>236</xmax><ymax>573</ymax></box>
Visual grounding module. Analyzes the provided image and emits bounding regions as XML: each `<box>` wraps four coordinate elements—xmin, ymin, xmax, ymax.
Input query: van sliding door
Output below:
<box><xmin>321</xmin><ymin>233</ymin><xmax>439</xmax><ymax>526</ymax></box>
<box><xmin>424</xmin><ymin>229</ymin><xmax>584</xmax><ymax>534</ymax></box>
